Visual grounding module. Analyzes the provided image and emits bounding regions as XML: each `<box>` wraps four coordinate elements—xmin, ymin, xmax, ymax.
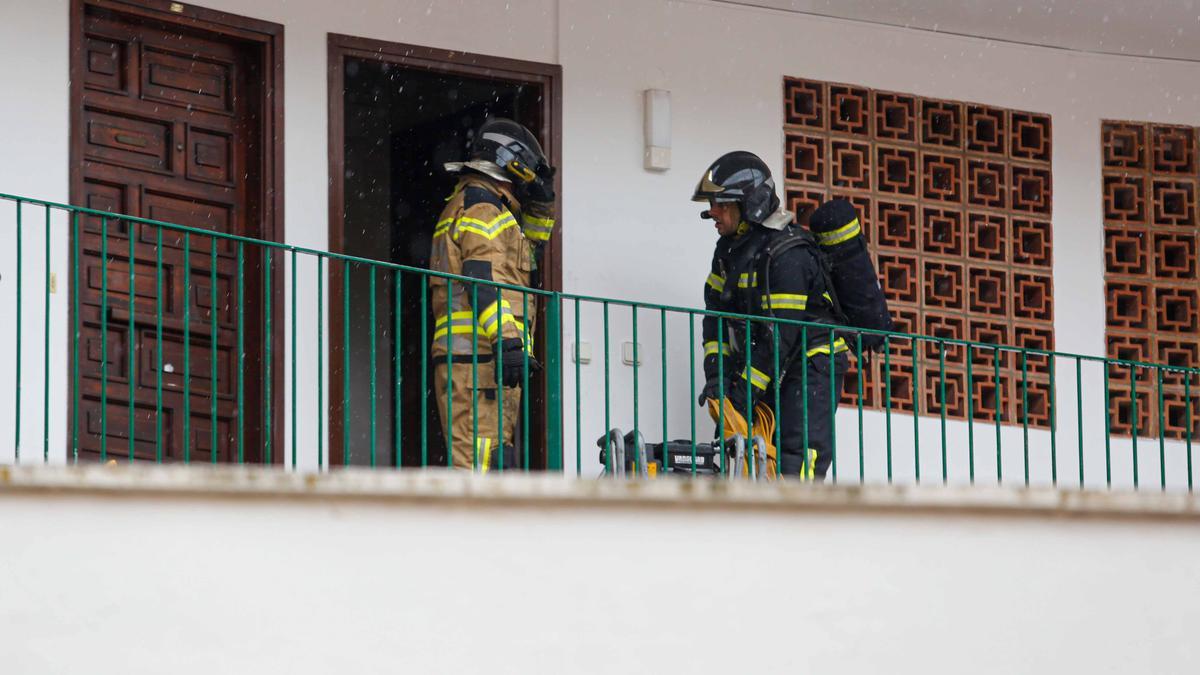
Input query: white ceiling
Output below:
<box><xmin>715</xmin><ymin>0</ymin><xmax>1200</xmax><ymax>61</ymax></box>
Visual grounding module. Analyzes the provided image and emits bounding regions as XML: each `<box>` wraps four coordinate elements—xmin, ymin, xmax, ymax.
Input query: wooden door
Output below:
<box><xmin>70</xmin><ymin>1</ymin><xmax>281</xmax><ymax>462</ymax></box>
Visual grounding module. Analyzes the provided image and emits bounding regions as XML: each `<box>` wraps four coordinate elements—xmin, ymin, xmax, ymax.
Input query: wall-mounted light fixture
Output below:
<box><xmin>643</xmin><ymin>89</ymin><xmax>670</xmax><ymax>171</ymax></box>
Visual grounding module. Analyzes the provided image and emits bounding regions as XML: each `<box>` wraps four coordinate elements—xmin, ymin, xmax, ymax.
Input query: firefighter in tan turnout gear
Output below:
<box><xmin>429</xmin><ymin>118</ymin><xmax>556</xmax><ymax>470</ymax></box>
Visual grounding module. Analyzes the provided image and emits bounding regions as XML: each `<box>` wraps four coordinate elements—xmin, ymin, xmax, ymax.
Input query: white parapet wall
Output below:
<box><xmin>2</xmin><ymin>465</ymin><xmax>1199</xmax><ymax>674</ymax></box>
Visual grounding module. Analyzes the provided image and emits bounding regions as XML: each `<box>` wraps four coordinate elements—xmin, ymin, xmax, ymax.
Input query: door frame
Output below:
<box><xmin>68</xmin><ymin>0</ymin><xmax>285</xmax><ymax>462</ymax></box>
<box><xmin>326</xmin><ymin>33</ymin><xmax>563</xmax><ymax>467</ymax></box>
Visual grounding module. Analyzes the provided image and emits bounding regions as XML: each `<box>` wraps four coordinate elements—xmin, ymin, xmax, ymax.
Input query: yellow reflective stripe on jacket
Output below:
<box><xmin>761</xmin><ymin>293</ymin><xmax>808</xmax><ymax>311</ymax></box>
<box><xmin>457</xmin><ymin>213</ymin><xmax>518</xmax><ymax>241</ymax></box>
<box><xmin>706</xmin><ymin>273</ymin><xmax>725</xmax><ymax>292</ymax></box>
<box><xmin>737</xmin><ymin>271</ymin><xmax>757</xmax><ymax>288</ymax></box>
<box><xmin>806</xmin><ymin>337</ymin><xmax>849</xmax><ymax>356</ymax></box>
<box><xmin>479</xmin><ymin>299</ymin><xmax>519</xmax><ymax>340</ymax></box>
<box><xmin>816</xmin><ymin>218</ymin><xmax>861</xmax><ymax>246</ymax></box>
<box><xmin>477</xmin><ymin>437</ymin><xmax>494</xmax><ymax>473</ymax></box>
<box><xmin>522</xmin><ymin>214</ymin><xmax>555</xmax><ymax>242</ymax></box>
<box><xmin>703</xmin><ymin>340</ymin><xmax>732</xmax><ymax>357</ymax></box>
<box><xmin>433</xmin><ymin>217</ymin><xmax>455</xmax><ymax>238</ymax></box>
<box><xmin>739</xmin><ymin>364</ymin><xmax>771</xmax><ymax>391</ymax></box>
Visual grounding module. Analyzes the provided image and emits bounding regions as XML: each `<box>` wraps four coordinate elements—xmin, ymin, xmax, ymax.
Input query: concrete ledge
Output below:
<box><xmin>2</xmin><ymin>463</ymin><xmax>1198</xmax><ymax>521</ymax></box>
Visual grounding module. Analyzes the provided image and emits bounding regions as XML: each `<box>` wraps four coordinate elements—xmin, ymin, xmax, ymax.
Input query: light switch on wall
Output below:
<box><xmin>621</xmin><ymin>341</ymin><xmax>642</xmax><ymax>366</ymax></box>
<box><xmin>573</xmin><ymin>341</ymin><xmax>592</xmax><ymax>364</ymax></box>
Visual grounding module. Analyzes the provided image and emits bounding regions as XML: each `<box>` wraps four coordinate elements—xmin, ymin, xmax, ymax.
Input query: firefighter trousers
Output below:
<box><xmin>774</xmin><ymin>351</ymin><xmax>849</xmax><ymax>480</ymax></box>
<box><xmin>433</xmin><ymin>359</ymin><xmax>525</xmax><ymax>470</ymax></box>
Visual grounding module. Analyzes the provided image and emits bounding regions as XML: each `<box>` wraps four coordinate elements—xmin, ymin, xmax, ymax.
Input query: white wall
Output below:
<box><xmin>1</xmin><ymin>0</ymin><xmax>1198</xmax><ymax>480</ymax></box>
<box><xmin>3</xmin><ymin>470</ymin><xmax>1199</xmax><ymax>674</ymax></box>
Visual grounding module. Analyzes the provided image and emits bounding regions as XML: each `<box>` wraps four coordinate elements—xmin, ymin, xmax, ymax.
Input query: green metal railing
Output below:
<box><xmin>3</xmin><ymin>192</ymin><xmax>1198</xmax><ymax>491</ymax></box>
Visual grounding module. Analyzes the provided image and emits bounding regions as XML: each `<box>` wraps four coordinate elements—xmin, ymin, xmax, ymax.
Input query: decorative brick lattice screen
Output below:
<box><xmin>1102</xmin><ymin>120</ymin><xmax>1200</xmax><ymax>440</ymax></box>
<box><xmin>782</xmin><ymin>77</ymin><xmax>1054</xmax><ymax>428</ymax></box>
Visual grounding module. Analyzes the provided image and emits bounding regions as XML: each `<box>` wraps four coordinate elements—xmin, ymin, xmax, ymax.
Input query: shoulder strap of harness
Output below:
<box><xmin>463</xmin><ymin>185</ymin><xmax>510</xmax><ymax>212</ymax></box>
<box><xmin>758</xmin><ymin>228</ymin><xmax>848</xmax><ymax>325</ymax></box>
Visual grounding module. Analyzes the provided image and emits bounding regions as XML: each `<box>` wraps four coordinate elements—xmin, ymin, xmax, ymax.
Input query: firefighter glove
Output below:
<box><xmin>495</xmin><ymin>337</ymin><xmax>541</xmax><ymax>388</ymax></box>
<box><xmin>524</xmin><ymin>165</ymin><xmax>556</xmax><ymax>203</ymax></box>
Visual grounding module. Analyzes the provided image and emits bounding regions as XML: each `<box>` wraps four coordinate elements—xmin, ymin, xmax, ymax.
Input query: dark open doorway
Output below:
<box><xmin>327</xmin><ymin>36</ymin><xmax>561</xmax><ymax>468</ymax></box>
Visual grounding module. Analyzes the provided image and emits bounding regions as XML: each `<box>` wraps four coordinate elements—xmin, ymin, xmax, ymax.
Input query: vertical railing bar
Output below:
<box><xmin>14</xmin><ymin>200</ymin><xmax>21</xmax><ymax>462</ymax></box>
<box><xmin>209</xmin><ymin>237</ymin><xmax>217</xmax><ymax>464</ymax></box>
<box><xmin>444</xmin><ymin>279</ymin><xmax>453</xmax><ymax>469</ymax></box>
<box><xmin>800</xmin><ymin>328</ymin><xmax>809</xmax><ymax>479</ymax></box>
<box><xmin>689</xmin><ymin>311</ymin><xmax>697</xmax><ymax>475</ymax></box>
<box><xmin>317</xmin><ymin>256</ymin><xmax>325</xmax><ymax>470</ymax></box>
<box><xmin>884</xmin><ymin>335</ymin><xmax>892</xmax><ymax>484</ymax></box>
<box><xmin>966</xmin><ymin>343</ymin><xmax>975</xmax><ymax>484</ymax></box>
<box><xmin>603</xmin><ymin>301</ymin><xmax>611</xmax><ymax>475</ymax></box>
<box><xmin>994</xmin><ymin>346</ymin><xmax>1002</xmax><ymax>485</ymax></box>
<box><xmin>829</xmin><ymin>328</ymin><xmax>837</xmax><ymax>483</ymax></box>
<box><xmin>632</xmin><ymin>305</ymin><xmax>640</xmax><ymax>475</ymax></box>
<box><xmin>368</xmin><ymin>266</ymin><xmax>376</xmax><ymax>468</ymax></box>
<box><xmin>1157</xmin><ymin>366</ymin><xmax>1165</xmax><ymax>491</ymax></box>
<box><xmin>1076</xmin><ymin>356</ymin><xmax>1084</xmax><ymax>488</ymax></box>
<box><xmin>1103</xmin><ymin>359</ymin><xmax>1112</xmax><ymax>488</ymax></box>
<box><xmin>71</xmin><ymin>212</ymin><xmax>80</xmax><ymax>463</ymax></box>
<box><xmin>1186</xmin><ymin>374</ymin><xmax>1193</xmax><ymax>492</ymax></box>
<box><xmin>1049</xmin><ymin>356</ymin><xmax>1058</xmax><ymax>487</ymax></box>
<box><xmin>183</xmin><ymin>233</ymin><xmax>191</xmax><ymax>464</ymax></box>
<box><xmin>419</xmin><ymin>274</ymin><xmax>427</xmax><ymax>468</ymax></box>
<box><xmin>290</xmin><ymin>250</ymin><xmax>297</xmax><ymax>470</ymax></box>
<box><xmin>155</xmin><ymin>227</ymin><xmax>163</xmax><ymax>463</ymax></box>
<box><xmin>773</xmin><ymin>323</ymin><xmax>782</xmax><ymax>480</ymax></box>
<box><xmin>661</xmin><ymin>308</ymin><xmax>668</xmax><ymax>474</ymax></box>
<box><xmin>394</xmin><ymin>270</ymin><xmax>402</xmax><ymax>469</ymax></box>
<box><xmin>856</xmin><ymin>333</ymin><xmax>863</xmax><ymax>485</ymax></box>
<box><xmin>717</xmin><ymin>315</ymin><xmax>725</xmax><ymax>475</ymax></box>
<box><xmin>128</xmin><ymin>219</ymin><xmax>136</xmax><ymax>462</ymax></box>
<box><xmin>522</xmin><ymin>292</ymin><xmax>530</xmax><ymax>471</ymax></box>
<box><xmin>237</xmin><ymin>242</ymin><xmax>245</xmax><ymax>464</ymax></box>
<box><xmin>575</xmin><ymin>297</ymin><xmax>582</xmax><ymax>476</ymax></box>
<box><xmin>939</xmin><ymin>339</ymin><xmax>947</xmax><ymax>485</ymax></box>
<box><xmin>1021</xmin><ymin>349</ymin><xmax>1029</xmax><ymax>487</ymax></box>
<box><xmin>744</xmin><ymin>318</ymin><xmax>754</xmax><ymax>479</ymax></box>
<box><xmin>471</xmin><ymin>282</ymin><xmax>479</xmax><ymax>472</ymax></box>
<box><xmin>912</xmin><ymin>337</ymin><xmax>920</xmax><ymax>485</ymax></box>
<box><xmin>264</xmin><ymin>248</ymin><xmax>273</xmax><ymax>465</ymax></box>
<box><xmin>343</xmin><ymin>260</ymin><xmax>351</xmax><ymax>467</ymax></box>
<box><xmin>42</xmin><ymin>206</ymin><xmax>50</xmax><ymax>462</ymax></box>
<box><xmin>1131</xmin><ymin>364</ymin><xmax>1139</xmax><ymax>489</ymax></box>
<box><xmin>99</xmin><ymin>214</ymin><xmax>107</xmax><ymax>462</ymax></box>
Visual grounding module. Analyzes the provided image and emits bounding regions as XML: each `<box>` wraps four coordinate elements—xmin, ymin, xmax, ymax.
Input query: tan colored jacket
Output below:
<box><xmin>429</xmin><ymin>173</ymin><xmax>554</xmax><ymax>356</ymax></box>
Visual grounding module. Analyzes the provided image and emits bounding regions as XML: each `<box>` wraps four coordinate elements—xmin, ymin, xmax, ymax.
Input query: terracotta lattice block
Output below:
<box><xmin>785</xmin><ymin>186</ymin><xmax>826</xmax><ymax>224</ymax></box>
<box><xmin>881</xmin><ymin>359</ymin><xmax>916</xmax><ymax>412</ymax></box>
<box><xmin>1012</xmin><ymin>273</ymin><xmax>1053</xmax><ymax>322</ymax></box>
<box><xmin>1106</xmin><ymin>281</ymin><xmax>1151</xmax><ymax>330</ymax></box>
<box><xmin>1108</xmin><ymin>385</ymin><xmax>1153</xmax><ymax>438</ymax></box>
<box><xmin>1106</xmin><ymin>334</ymin><xmax>1152</xmax><ymax>383</ymax></box>
<box><xmin>1152</xmin><ymin>232</ymin><xmax>1197</xmax><ymax>279</ymax></box>
<box><xmin>1010</xmin><ymin>111</ymin><xmax>1052</xmax><ymax>162</ymax></box>
<box><xmin>1157</xmin><ymin>338</ymin><xmax>1200</xmax><ymax>387</ymax></box>
<box><xmin>967</xmin><ymin>212</ymin><xmax>1007</xmax><ymax>262</ymax></box>
<box><xmin>878</xmin><ymin>254</ymin><xmax>920</xmax><ymax>303</ymax></box>
<box><xmin>922</xmin><ymin>153</ymin><xmax>963</xmax><ymax>203</ymax></box>
<box><xmin>922</xmin><ymin>207</ymin><xmax>964</xmax><ymax>256</ymax></box>
<box><xmin>1150</xmin><ymin>125</ymin><xmax>1197</xmax><ymax>174</ymax></box>
<box><xmin>968</xmin><ymin>318</ymin><xmax>1012</xmax><ymax>370</ymax></box>
<box><xmin>784</xmin><ymin>133</ymin><xmax>824</xmax><ymax>183</ymax></box>
<box><xmin>1015</xmin><ymin>379</ymin><xmax>1053</xmax><ymax>428</ymax></box>
<box><xmin>1013</xmin><ymin>323</ymin><xmax>1054</xmax><ymax>374</ymax></box>
<box><xmin>783</xmin><ymin>77</ymin><xmax>825</xmax><ymax>130</ymax></box>
<box><xmin>1010</xmin><ymin>218</ymin><xmax>1052</xmax><ymax>267</ymax></box>
<box><xmin>1103</xmin><ymin>174</ymin><xmax>1147</xmax><ymax>223</ymax></box>
<box><xmin>1151</xmin><ymin>180</ymin><xmax>1196</xmax><ymax>227</ymax></box>
<box><xmin>968</xmin><ymin>266</ymin><xmax>1007</xmax><ymax>316</ymax></box>
<box><xmin>1010</xmin><ymin>166</ymin><xmax>1052</xmax><ymax>215</ymax></box>
<box><xmin>831</xmin><ymin>140</ymin><xmax>872</xmax><ymax>190</ymax></box>
<box><xmin>1155</xmin><ymin>287</ymin><xmax>1199</xmax><ymax>333</ymax></box>
<box><xmin>884</xmin><ymin>305</ymin><xmax>920</xmax><ymax>359</ymax></box>
<box><xmin>841</xmin><ymin>358</ymin><xmax>880</xmax><ymax>408</ymax></box>
<box><xmin>1104</xmin><ymin>226</ymin><xmax>1150</xmax><ymax>276</ymax></box>
<box><xmin>967</xmin><ymin>159</ymin><xmax>1007</xmax><ymax>209</ymax></box>
<box><xmin>875</xmin><ymin>201</ymin><xmax>918</xmax><ymax>249</ymax></box>
<box><xmin>1102</xmin><ymin>121</ymin><xmax>1146</xmax><ymax>170</ymax></box>
<box><xmin>829</xmin><ymin>84</ymin><xmax>871</xmax><ymax>136</ymax></box>
<box><xmin>921</xmin><ymin>100</ymin><xmax>962</xmax><ymax>148</ymax></box>
<box><xmin>874</xmin><ymin>91</ymin><xmax>917</xmax><ymax>142</ymax></box>
<box><xmin>1162</xmin><ymin>390</ymin><xmax>1200</xmax><ymax>440</ymax></box>
<box><xmin>923</xmin><ymin>368</ymin><xmax>967</xmax><ymax>419</ymax></box>
<box><xmin>923</xmin><ymin>261</ymin><xmax>965</xmax><ymax>310</ymax></box>
<box><xmin>971</xmin><ymin>372</ymin><xmax>1012</xmax><ymax>423</ymax></box>
<box><xmin>876</xmin><ymin>146</ymin><xmax>918</xmax><ymax>195</ymax></box>
<box><xmin>966</xmin><ymin>105</ymin><xmax>1006</xmax><ymax>155</ymax></box>
<box><xmin>923</xmin><ymin>311</ymin><xmax>967</xmax><ymax>365</ymax></box>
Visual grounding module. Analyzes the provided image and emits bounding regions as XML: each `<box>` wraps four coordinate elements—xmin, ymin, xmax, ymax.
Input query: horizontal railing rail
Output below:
<box><xmin>1</xmin><ymin>192</ymin><xmax>1197</xmax><ymax>491</ymax></box>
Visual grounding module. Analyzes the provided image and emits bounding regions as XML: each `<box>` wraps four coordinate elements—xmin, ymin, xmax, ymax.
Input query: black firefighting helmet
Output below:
<box><xmin>691</xmin><ymin>151</ymin><xmax>780</xmax><ymax>225</ymax></box>
<box><xmin>469</xmin><ymin>117</ymin><xmax>554</xmax><ymax>190</ymax></box>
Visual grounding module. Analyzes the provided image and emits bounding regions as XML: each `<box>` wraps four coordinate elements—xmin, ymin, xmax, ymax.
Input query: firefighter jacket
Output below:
<box><xmin>429</xmin><ymin>173</ymin><xmax>555</xmax><ymax>358</ymax></box>
<box><xmin>701</xmin><ymin>211</ymin><xmax>846</xmax><ymax>396</ymax></box>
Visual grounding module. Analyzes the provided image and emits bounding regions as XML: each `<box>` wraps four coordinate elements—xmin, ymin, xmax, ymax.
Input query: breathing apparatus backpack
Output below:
<box><xmin>767</xmin><ymin>199</ymin><xmax>893</xmax><ymax>352</ymax></box>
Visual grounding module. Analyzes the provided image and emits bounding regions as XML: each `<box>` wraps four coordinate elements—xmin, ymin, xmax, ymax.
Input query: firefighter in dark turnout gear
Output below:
<box><xmin>694</xmin><ymin>151</ymin><xmax>848</xmax><ymax>479</ymax></box>
<box><xmin>429</xmin><ymin>118</ymin><xmax>556</xmax><ymax>470</ymax></box>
